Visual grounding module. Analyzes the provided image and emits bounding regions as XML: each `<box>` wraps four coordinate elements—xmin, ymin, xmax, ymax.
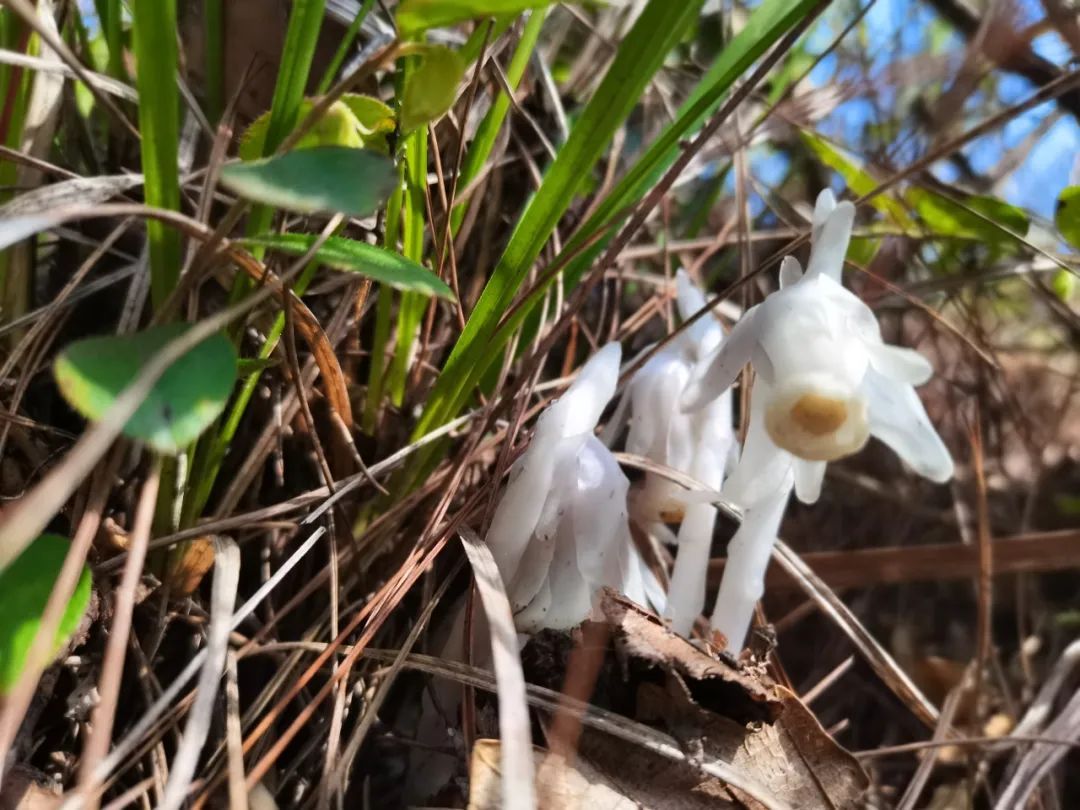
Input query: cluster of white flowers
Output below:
<box><xmin>486</xmin><ymin>343</ymin><xmax>651</xmax><ymax>633</ymax></box>
<box><xmin>485</xmin><ymin>190</ymin><xmax>954</xmax><ymax>651</ymax></box>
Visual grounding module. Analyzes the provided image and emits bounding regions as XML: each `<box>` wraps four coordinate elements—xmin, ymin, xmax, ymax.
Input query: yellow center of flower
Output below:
<box><xmin>789</xmin><ymin>393</ymin><xmax>848</xmax><ymax>436</ymax></box>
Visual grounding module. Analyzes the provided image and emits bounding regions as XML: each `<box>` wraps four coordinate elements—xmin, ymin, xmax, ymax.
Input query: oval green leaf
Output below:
<box><xmin>0</xmin><ymin>534</ymin><xmax>91</xmax><ymax>694</ymax></box>
<box><xmin>243</xmin><ymin>233</ymin><xmax>455</xmax><ymax>300</ymax></box>
<box><xmin>1055</xmin><ymin>186</ymin><xmax>1080</xmax><ymax>251</ymax></box>
<box><xmin>54</xmin><ymin>324</ymin><xmax>238</xmax><ymax>455</ymax></box>
<box><xmin>399</xmin><ymin>45</ymin><xmax>466</xmax><ymax>133</ymax></box>
<box><xmin>220</xmin><ymin>146</ymin><xmax>397</xmax><ymax>217</ymax></box>
<box><xmin>397</xmin><ymin>0</ymin><xmax>554</xmax><ymax>36</ymax></box>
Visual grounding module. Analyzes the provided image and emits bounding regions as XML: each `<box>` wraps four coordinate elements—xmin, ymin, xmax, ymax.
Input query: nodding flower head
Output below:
<box><xmin>625</xmin><ymin>270</ymin><xmax>735</xmax><ymax>522</ymax></box>
<box><xmin>682</xmin><ymin>190</ymin><xmax>953</xmax><ymax>501</ymax></box>
<box><xmin>486</xmin><ymin>343</ymin><xmax>648</xmax><ymax>632</ymax></box>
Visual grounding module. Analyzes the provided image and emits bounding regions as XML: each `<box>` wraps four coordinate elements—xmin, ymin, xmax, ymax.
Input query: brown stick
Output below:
<box><xmin>707</xmin><ymin>529</ymin><xmax>1080</xmax><ymax>590</ymax></box>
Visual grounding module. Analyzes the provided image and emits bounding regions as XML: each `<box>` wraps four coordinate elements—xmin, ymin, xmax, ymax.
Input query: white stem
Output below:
<box><xmin>664</xmin><ymin>500</ymin><xmax>718</xmax><ymax>635</ymax></box>
<box><xmin>710</xmin><ymin>477</ymin><xmax>793</xmax><ymax>652</ymax></box>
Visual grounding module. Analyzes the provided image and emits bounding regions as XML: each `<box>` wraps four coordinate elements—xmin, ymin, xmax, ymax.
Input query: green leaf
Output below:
<box><xmin>399</xmin><ymin>45</ymin><xmax>466</xmax><ymax>133</ymax></box>
<box><xmin>239</xmin><ymin>96</ymin><xmax>394</xmax><ymax>161</ymax></box>
<box><xmin>397</xmin><ymin>0</ymin><xmax>554</xmax><ymax>36</ymax></box>
<box><xmin>911</xmin><ymin>189</ymin><xmax>1029</xmax><ymax>242</ymax></box>
<box><xmin>54</xmin><ymin>324</ymin><xmax>238</xmax><ymax>455</ymax></box>
<box><xmin>1055</xmin><ymin>186</ymin><xmax>1080</xmax><ymax>250</ymax></box>
<box><xmin>0</xmin><ymin>534</ymin><xmax>91</xmax><ymax>694</ymax></box>
<box><xmin>1051</xmin><ymin>269</ymin><xmax>1076</xmax><ymax>301</ymax></box>
<box><xmin>338</xmin><ymin>94</ymin><xmax>396</xmax><ymax>138</ymax></box>
<box><xmin>243</xmin><ymin>234</ymin><xmax>454</xmax><ymax>299</ymax></box>
<box><xmin>801</xmin><ymin>132</ymin><xmax>912</xmax><ymax>226</ymax></box>
<box><xmin>220</xmin><ymin>147</ymin><xmax>397</xmax><ymax>217</ymax></box>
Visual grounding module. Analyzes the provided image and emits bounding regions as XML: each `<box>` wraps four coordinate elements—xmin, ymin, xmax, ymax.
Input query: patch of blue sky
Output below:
<box><xmin>1033</xmin><ymin>30</ymin><xmax>1072</xmax><ymax>66</ymax></box>
<box><xmin>794</xmin><ymin>0</ymin><xmax>1080</xmax><ymax>221</ymax></box>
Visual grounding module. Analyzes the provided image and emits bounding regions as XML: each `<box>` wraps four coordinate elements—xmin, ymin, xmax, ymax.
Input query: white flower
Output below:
<box><xmin>683</xmin><ymin>190</ymin><xmax>954</xmax><ymax>505</ymax></box>
<box><xmin>626</xmin><ymin>270</ymin><xmax>736</xmax><ymax>521</ymax></box>
<box><xmin>486</xmin><ymin>343</ymin><xmax>648</xmax><ymax>632</ymax></box>
<box><xmin>622</xmin><ymin>270</ymin><xmax>736</xmax><ymax>634</ymax></box>
<box><xmin>683</xmin><ymin>190</ymin><xmax>956</xmax><ymax>652</ymax></box>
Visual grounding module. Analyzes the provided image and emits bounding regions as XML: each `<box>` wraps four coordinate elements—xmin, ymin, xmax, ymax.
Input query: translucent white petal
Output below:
<box><xmin>778</xmin><ymin>255</ymin><xmax>803</xmax><ymax>289</ymax></box>
<box><xmin>792</xmin><ymin>458</ymin><xmax>826</xmax><ymax>504</ymax></box>
<box><xmin>721</xmin><ymin>387</ymin><xmax>794</xmax><ymax>506</ymax></box>
<box><xmin>682</xmin><ymin>306</ymin><xmax>759</xmax><ymax>411</ymax></box>
<box><xmin>572</xmin><ymin>438</ymin><xmax>631</xmax><ymax>587</ymax></box>
<box><xmin>554</xmin><ymin>341</ymin><xmax>621</xmax><ymax>437</ymax></box>
<box><xmin>486</xmin><ymin>449</ymin><xmax>555</xmax><ymax>587</ymax></box>
<box><xmin>862</xmin><ymin>367</ymin><xmax>954</xmax><ymax>482</ymax></box>
<box><xmin>676</xmin><ymin>269</ymin><xmax>723</xmax><ymax>354</ymax></box>
<box><xmin>866</xmin><ymin>342</ymin><xmax>934</xmax><ymax>386</ymax></box>
<box><xmin>805</xmin><ymin>200</ymin><xmax>855</xmax><ymax>282</ymax></box>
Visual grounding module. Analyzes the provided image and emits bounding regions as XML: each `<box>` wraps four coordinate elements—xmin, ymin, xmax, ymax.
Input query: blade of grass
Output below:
<box><xmin>386</xmin><ymin>124</ymin><xmax>428</xmax><ymax>406</ymax></box>
<box><xmin>100</xmin><ymin>0</ymin><xmax>124</xmax><ymax>81</ymax></box>
<box><xmin>0</xmin><ymin>10</ymin><xmax>35</xmax><ymax>327</ymax></box>
<box><xmin>316</xmin><ymin>0</ymin><xmax>377</xmax><ymax>95</ymax></box>
<box><xmin>448</xmin><ymin>8</ymin><xmax>546</xmax><ymax>236</ymax></box>
<box><xmin>427</xmin><ymin>0</ymin><xmax>823</xmax><ymax>448</ymax></box>
<box><xmin>400</xmin><ymin>0</ymin><xmax>706</xmax><ymax>483</ymax></box>
<box><xmin>493</xmin><ymin>0</ymin><xmax>825</xmax><ymax>355</ymax></box>
<box><xmin>362</xmin><ymin>163</ymin><xmax>405</xmax><ymax>434</ymax></box>
<box><xmin>131</xmin><ymin>0</ymin><xmax>182</xmax><ymax>311</ymax></box>
<box><xmin>186</xmin><ymin>0</ymin><xmax>329</xmax><ymax>520</ymax></box>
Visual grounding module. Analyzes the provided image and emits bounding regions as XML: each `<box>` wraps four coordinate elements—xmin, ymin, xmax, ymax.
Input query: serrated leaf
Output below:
<box><xmin>399</xmin><ymin>45</ymin><xmax>466</xmax><ymax>133</ymax></box>
<box><xmin>243</xmin><ymin>234</ymin><xmax>455</xmax><ymax>299</ymax></box>
<box><xmin>397</xmin><ymin>0</ymin><xmax>554</xmax><ymax>36</ymax></box>
<box><xmin>54</xmin><ymin>324</ymin><xmax>238</xmax><ymax>455</ymax></box>
<box><xmin>220</xmin><ymin>146</ymin><xmax>397</xmax><ymax>217</ymax></box>
<box><xmin>0</xmin><ymin>534</ymin><xmax>91</xmax><ymax>694</ymax></box>
<box><xmin>1055</xmin><ymin>186</ymin><xmax>1080</xmax><ymax>250</ymax></box>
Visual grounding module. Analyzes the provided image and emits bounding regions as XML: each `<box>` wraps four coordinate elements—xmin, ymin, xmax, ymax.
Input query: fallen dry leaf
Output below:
<box><xmin>597</xmin><ymin>589</ymin><xmax>867</xmax><ymax>809</ymax></box>
<box><xmin>598</xmin><ymin>589</ymin><xmax>782</xmax><ymax>723</ymax></box>
<box><xmin>163</xmin><ymin>535</ymin><xmax>216</xmax><ymax>597</ymax></box>
<box><xmin>469</xmin><ymin>738</ymin><xmax>719</xmax><ymax>810</ymax></box>
<box><xmin>632</xmin><ymin>676</ymin><xmax>867</xmax><ymax>810</ymax></box>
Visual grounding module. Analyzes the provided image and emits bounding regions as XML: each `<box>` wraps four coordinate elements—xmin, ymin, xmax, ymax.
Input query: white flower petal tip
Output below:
<box><xmin>557</xmin><ymin>342</ymin><xmax>622</xmax><ymax>437</ymax></box>
<box><xmin>763</xmin><ymin>372</ymin><xmax>870</xmax><ymax>461</ymax></box>
<box><xmin>806</xmin><ymin>200</ymin><xmax>855</xmax><ymax>282</ymax></box>
<box><xmin>813</xmin><ymin>188</ymin><xmax>838</xmax><ymax>222</ymax></box>
<box><xmin>792</xmin><ymin>458</ymin><xmax>827</xmax><ymax>504</ymax></box>
<box><xmin>778</xmin><ymin>256</ymin><xmax>803</xmax><ymax>289</ymax></box>
<box><xmin>675</xmin><ymin>269</ymin><xmax>723</xmax><ymax>354</ymax></box>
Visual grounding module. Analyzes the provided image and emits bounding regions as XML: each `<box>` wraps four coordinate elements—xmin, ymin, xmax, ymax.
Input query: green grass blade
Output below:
<box><xmin>562</xmin><ymin>0</ymin><xmax>823</xmax><ymax>260</ymax></box>
<box><xmin>386</xmin><ymin>126</ymin><xmax>429</xmax><ymax>406</ymax></box>
<box><xmin>397</xmin><ymin>0</ymin><xmax>552</xmax><ymax>36</ymax></box>
<box><xmin>411</xmin><ymin>0</ymin><xmax>706</xmax><ymax>442</ymax></box>
<box><xmin>317</xmin><ymin>0</ymin><xmax>377</xmax><ymax>95</ymax></box>
<box><xmin>361</xmin><ymin>164</ymin><xmax>406</xmax><ymax>434</ymax></box>
<box><xmin>131</xmin><ymin>0</ymin><xmax>182</xmax><ymax>311</ymax></box>
<box><xmin>449</xmin><ymin>8</ymin><xmax>546</xmax><ymax>235</ymax></box>
<box><xmin>243</xmin><ymin>0</ymin><xmax>328</xmax><ymax>243</ymax></box>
